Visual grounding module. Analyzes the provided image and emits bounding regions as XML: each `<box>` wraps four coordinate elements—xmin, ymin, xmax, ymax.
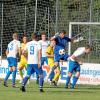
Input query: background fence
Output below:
<box><xmin>0</xmin><ymin>0</ymin><xmax>100</xmax><ymax>63</ymax></box>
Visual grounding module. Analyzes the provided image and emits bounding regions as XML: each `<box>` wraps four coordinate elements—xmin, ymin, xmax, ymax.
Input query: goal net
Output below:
<box><xmin>0</xmin><ymin>0</ymin><xmax>55</xmax><ymax>59</ymax></box>
<box><xmin>68</xmin><ymin>22</ymin><xmax>100</xmax><ymax>63</ymax></box>
<box><xmin>0</xmin><ymin>0</ymin><xmax>100</xmax><ymax>63</ymax></box>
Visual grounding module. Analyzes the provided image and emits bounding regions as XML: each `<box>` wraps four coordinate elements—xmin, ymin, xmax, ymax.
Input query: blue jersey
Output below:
<box><xmin>55</xmin><ymin>36</ymin><xmax>71</xmax><ymax>49</ymax></box>
<box><xmin>54</xmin><ymin>45</ymin><xmax>69</xmax><ymax>62</ymax></box>
<box><xmin>54</xmin><ymin>45</ymin><xmax>64</xmax><ymax>55</ymax></box>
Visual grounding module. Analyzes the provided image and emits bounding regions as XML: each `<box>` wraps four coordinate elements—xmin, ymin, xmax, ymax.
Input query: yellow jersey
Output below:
<box><xmin>46</xmin><ymin>46</ymin><xmax>54</xmax><ymax>67</ymax></box>
<box><xmin>20</xmin><ymin>43</ymin><xmax>27</xmax><ymax>60</ymax></box>
<box><xmin>18</xmin><ymin>43</ymin><xmax>27</xmax><ymax>68</ymax></box>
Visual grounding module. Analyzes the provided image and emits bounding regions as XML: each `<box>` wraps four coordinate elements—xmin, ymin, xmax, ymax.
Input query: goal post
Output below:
<box><xmin>68</xmin><ymin>22</ymin><xmax>100</xmax><ymax>63</ymax></box>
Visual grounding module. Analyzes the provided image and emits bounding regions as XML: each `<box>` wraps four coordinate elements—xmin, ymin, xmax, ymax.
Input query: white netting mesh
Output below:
<box><xmin>69</xmin><ymin>22</ymin><xmax>100</xmax><ymax>63</ymax></box>
<box><xmin>0</xmin><ymin>0</ymin><xmax>100</xmax><ymax>63</ymax></box>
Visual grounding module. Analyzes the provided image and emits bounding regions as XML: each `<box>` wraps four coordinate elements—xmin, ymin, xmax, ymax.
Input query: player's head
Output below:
<box><xmin>85</xmin><ymin>45</ymin><xmax>92</xmax><ymax>54</ymax></box>
<box><xmin>13</xmin><ymin>33</ymin><xmax>18</xmax><ymax>40</ymax></box>
<box><xmin>22</xmin><ymin>35</ymin><xmax>27</xmax><ymax>44</ymax></box>
<box><xmin>31</xmin><ymin>33</ymin><xmax>38</xmax><ymax>41</ymax></box>
<box><xmin>50</xmin><ymin>39</ymin><xmax>56</xmax><ymax>47</ymax></box>
<box><xmin>41</xmin><ymin>32</ymin><xmax>46</xmax><ymax>41</ymax></box>
<box><xmin>59</xmin><ymin>30</ymin><xmax>66</xmax><ymax>38</ymax></box>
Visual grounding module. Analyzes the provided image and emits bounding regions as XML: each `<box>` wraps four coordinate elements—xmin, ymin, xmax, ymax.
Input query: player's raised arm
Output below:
<box><xmin>50</xmin><ymin>32</ymin><xmax>59</xmax><ymax>41</ymax></box>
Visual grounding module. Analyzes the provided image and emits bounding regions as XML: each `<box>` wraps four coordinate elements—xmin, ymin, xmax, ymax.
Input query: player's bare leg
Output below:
<box><xmin>18</xmin><ymin>67</ymin><xmax>24</xmax><ymax>83</ymax></box>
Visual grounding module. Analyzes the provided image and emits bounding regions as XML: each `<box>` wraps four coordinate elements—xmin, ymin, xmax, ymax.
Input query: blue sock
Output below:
<box><xmin>49</xmin><ymin>71</ymin><xmax>55</xmax><ymax>81</ymax></box>
<box><xmin>49</xmin><ymin>66</ymin><xmax>56</xmax><ymax>81</ymax></box>
<box><xmin>66</xmin><ymin>76</ymin><xmax>71</xmax><ymax>86</ymax></box>
<box><xmin>12</xmin><ymin>70</ymin><xmax>17</xmax><ymax>85</ymax></box>
<box><xmin>72</xmin><ymin>76</ymin><xmax>78</xmax><ymax>88</ymax></box>
<box><xmin>39</xmin><ymin>77</ymin><xmax>44</xmax><ymax>89</ymax></box>
<box><xmin>4</xmin><ymin>71</ymin><xmax>12</xmax><ymax>82</ymax></box>
<box><xmin>36</xmin><ymin>73</ymin><xmax>39</xmax><ymax>83</ymax></box>
<box><xmin>22</xmin><ymin>76</ymin><xmax>29</xmax><ymax>86</ymax></box>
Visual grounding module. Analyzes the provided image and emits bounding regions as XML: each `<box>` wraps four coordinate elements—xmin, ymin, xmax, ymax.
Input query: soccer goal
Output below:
<box><xmin>68</xmin><ymin>22</ymin><xmax>100</xmax><ymax>63</ymax></box>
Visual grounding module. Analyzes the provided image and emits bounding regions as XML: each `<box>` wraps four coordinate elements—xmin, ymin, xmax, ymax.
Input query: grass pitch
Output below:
<box><xmin>0</xmin><ymin>80</ymin><xmax>100</xmax><ymax>100</ymax></box>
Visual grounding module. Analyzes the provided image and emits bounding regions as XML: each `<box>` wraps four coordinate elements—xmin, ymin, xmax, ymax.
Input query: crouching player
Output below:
<box><xmin>65</xmin><ymin>45</ymin><xmax>92</xmax><ymax>89</ymax></box>
<box><xmin>20</xmin><ymin>33</ymin><xmax>44</xmax><ymax>92</ymax></box>
<box><xmin>46</xmin><ymin>39</ymin><xmax>60</xmax><ymax>86</ymax></box>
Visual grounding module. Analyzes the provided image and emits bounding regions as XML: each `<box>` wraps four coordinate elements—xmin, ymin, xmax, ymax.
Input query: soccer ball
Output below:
<box><xmin>59</xmin><ymin>49</ymin><xmax>65</xmax><ymax>55</ymax></box>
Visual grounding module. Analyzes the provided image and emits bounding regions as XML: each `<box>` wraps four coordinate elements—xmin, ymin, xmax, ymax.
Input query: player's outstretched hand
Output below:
<box><xmin>78</xmin><ymin>61</ymin><xmax>83</xmax><ymax>65</ymax></box>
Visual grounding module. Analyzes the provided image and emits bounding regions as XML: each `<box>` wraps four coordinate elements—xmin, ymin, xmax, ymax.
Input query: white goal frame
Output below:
<box><xmin>68</xmin><ymin>22</ymin><xmax>100</xmax><ymax>55</ymax></box>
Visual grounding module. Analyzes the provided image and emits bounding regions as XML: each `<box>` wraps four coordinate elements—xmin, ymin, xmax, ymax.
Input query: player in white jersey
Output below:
<box><xmin>38</xmin><ymin>32</ymin><xmax>49</xmax><ymax>65</ymax></box>
<box><xmin>36</xmin><ymin>32</ymin><xmax>49</xmax><ymax>83</ymax></box>
<box><xmin>4</xmin><ymin>33</ymin><xmax>20</xmax><ymax>87</ymax></box>
<box><xmin>65</xmin><ymin>45</ymin><xmax>92</xmax><ymax>89</ymax></box>
<box><xmin>20</xmin><ymin>33</ymin><xmax>44</xmax><ymax>92</ymax></box>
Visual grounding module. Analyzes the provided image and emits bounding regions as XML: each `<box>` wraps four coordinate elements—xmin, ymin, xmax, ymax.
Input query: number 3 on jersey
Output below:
<box><xmin>30</xmin><ymin>46</ymin><xmax>34</xmax><ymax>54</ymax></box>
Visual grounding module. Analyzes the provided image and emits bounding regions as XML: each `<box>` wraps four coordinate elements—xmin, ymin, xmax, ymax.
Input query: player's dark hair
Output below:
<box><xmin>31</xmin><ymin>33</ymin><xmax>38</xmax><ymax>40</ymax></box>
<box><xmin>41</xmin><ymin>32</ymin><xmax>46</xmax><ymax>36</ymax></box>
<box><xmin>85</xmin><ymin>45</ymin><xmax>92</xmax><ymax>51</ymax></box>
<box><xmin>22</xmin><ymin>33</ymin><xmax>27</xmax><ymax>37</ymax></box>
<box><xmin>60</xmin><ymin>30</ymin><xmax>66</xmax><ymax>34</ymax></box>
<box><xmin>12</xmin><ymin>32</ymin><xmax>18</xmax><ymax>39</ymax></box>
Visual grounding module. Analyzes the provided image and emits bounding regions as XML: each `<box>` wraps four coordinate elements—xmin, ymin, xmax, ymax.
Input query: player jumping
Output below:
<box><xmin>50</xmin><ymin>30</ymin><xmax>74</xmax><ymax>84</ymax></box>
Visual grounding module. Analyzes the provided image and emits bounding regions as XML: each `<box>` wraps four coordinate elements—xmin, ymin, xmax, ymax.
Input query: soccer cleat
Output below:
<box><xmin>12</xmin><ymin>84</ymin><xmax>17</xmax><ymax>88</ymax></box>
<box><xmin>71</xmin><ymin>85</ymin><xmax>75</xmax><ymax>89</ymax></box>
<box><xmin>65</xmin><ymin>85</ymin><xmax>68</xmax><ymax>89</ymax></box>
<box><xmin>20</xmin><ymin>86</ymin><xmax>26</xmax><ymax>92</ymax></box>
<box><xmin>51</xmin><ymin>81</ymin><xmax>57</xmax><ymax>87</ymax></box>
<box><xmin>3</xmin><ymin>82</ymin><xmax>8</xmax><ymax>87</ymax></box>
<box><xmin>40</xmin><ymin>89</ymin><xmax>44</xmax><ymax>93</ymax></box>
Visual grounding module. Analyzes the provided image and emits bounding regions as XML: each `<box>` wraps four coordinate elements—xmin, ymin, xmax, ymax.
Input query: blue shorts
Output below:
<box><xmin>68</xmin><ymin>60</ymin><xmax>80</xmax><ymax>73</ymax></box>
<box><xmin>7</xmin><ymin>57</ymin><xmax>17</xmax><ymax>67</ymax></box>
<box><xmin>41</xmin><ymin>57</ymin><xmax>48</xmax><ymax>65</ymax></box>
<box><xmin>27</xmin><ymin>64</ymin><xmax>42</xmax><ymax>76</ymax></box>
<box><xmin>54</xmin><ymin>53</ymin><xmax>69</xmax><ymax>62</ymax></box>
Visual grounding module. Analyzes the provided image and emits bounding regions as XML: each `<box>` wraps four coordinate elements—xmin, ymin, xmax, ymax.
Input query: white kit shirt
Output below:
<box><xmin>38</xmin><ymin>40</ymin><xmax>49</xmax><ymax>57</ymax></box>
<box><xmin>70</xmin><ymin>47</ymin><xmax>86</xmax><ymax>61</ymax></box>
<box><xmin>7</xmin><ymin>39</ymin><xmax>20</xmax><ymax>58</ymax></box>
<box><xmin>25</xmin><ymin>40</ymin><xmax>41</xmax><ymax>64</ymax></box>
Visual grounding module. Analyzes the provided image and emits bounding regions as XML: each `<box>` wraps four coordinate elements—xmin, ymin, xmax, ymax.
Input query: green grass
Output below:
<box><xmin>0</xmin><ymin>80</ymin><xmax>100</xmax><ymax>100</ymax></box>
